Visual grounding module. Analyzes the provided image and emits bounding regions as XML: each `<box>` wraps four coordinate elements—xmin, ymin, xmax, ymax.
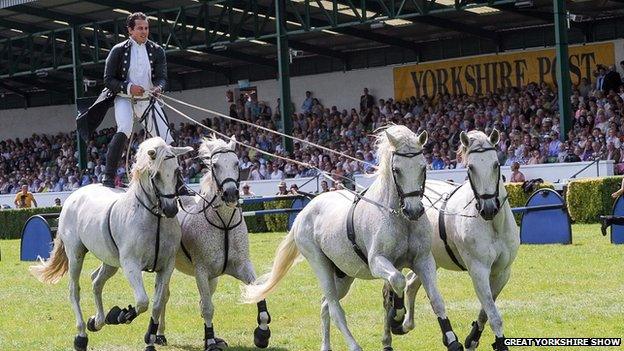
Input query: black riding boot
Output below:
<box><xmin>102</xmin><ymin>132</ymin><xmax>128</xmax><ymax>188</ymax></box>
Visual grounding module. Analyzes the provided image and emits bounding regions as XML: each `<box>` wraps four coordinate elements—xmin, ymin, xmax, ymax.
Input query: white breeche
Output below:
<box><xmin>114</xmin><ymin>96</ymin><xmax>173</xmax><ymax>145</ymax></box>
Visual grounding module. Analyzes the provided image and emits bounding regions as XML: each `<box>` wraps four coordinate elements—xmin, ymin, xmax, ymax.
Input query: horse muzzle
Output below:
<box><xmin>402</xmin><ymin>204</ymin><xmax>425</xmax><ymax>221</ymax></box>
<box><xmin>477</xmin><ymin>199</ymin><xmax>499</xmax><ymax>220</ymax></box>
<box><xmin>161</xmin><ymin>198</ymin><xmax>179</xmax><ymax>218</ymax></box>
<box><xmin>222</xmin><ymin>187</ymin><xmax>240</xmax><ymax>207</ymax></box>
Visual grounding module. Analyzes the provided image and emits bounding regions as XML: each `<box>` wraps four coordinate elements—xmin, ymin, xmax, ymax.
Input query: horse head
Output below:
<box><xmin>198</xmin><ymin>135</ymin><xmax>240</xmax><ymax>208</ymax></box>
<box><xmin>459</xmin><ymin>129</ymin><xmax>502</xmax><ymax>220</ymax></box>
<box><xmin>132</xmin><ymin>137</ymin><xmax>193</xmax><ymax>218</ymax></box>
<box><xmin>378</xmin><ymin>125</ymin><xmax>428</xmax><ymax>221</ymax></box>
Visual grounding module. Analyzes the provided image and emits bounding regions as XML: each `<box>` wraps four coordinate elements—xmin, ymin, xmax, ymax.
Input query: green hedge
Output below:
<box><xmin>566</xmin><ymin>176</ymin><xmax>623</xmax><ymax>223</ymax></box>
<box><xmin>241</xmin><ymin>201</ymin><xmax>268</xmax><ymax>233</ymax></box>
<box><xmin>262</xmin><ymin>199</ymin><xmax>292</xmax><ymax>232</ymax></box>
<box><xmin>0</xmin><ymin>207</ymin><xmax>61</xmax><ymax>239</ymax></box>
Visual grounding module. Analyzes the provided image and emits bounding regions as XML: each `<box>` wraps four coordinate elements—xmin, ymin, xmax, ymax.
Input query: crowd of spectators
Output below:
<box><xmin>3</xmin><ymin>62</ymin><xmax>624</xmax><ymax>196</ymax></box>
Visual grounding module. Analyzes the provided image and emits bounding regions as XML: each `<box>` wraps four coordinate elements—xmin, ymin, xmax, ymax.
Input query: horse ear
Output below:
<box><xmin>460</xmin><ymin>131</ymin><xmax>470</xmax><ymax>148</ymax></box>
<box><xmin>148</xmin><ymin>149</ymin><xmax>157</xmax><ymax>160</ymax></box>
<box><xmin>228</xmin><ymin>135</ymin><xmax>237</xmax><ymax>150</ymax></box>
<box><xmin>172</xmin><ymin>146</ymin><xmax>193</xmax><ymax>156</ymax></box>
<box><xmin>489</xmin><ymin>129</ymin><xmax>500</xmax><ymax>146</ymax></box>
<box><xmin>385</xmin><ymin>131</ymin><xmax>400</xmax><ymax>148</ymax></box>
<box><xmin>417</xmin><ymin>130</ymin><xmax>428</xmax><ymax>146</ymax></box>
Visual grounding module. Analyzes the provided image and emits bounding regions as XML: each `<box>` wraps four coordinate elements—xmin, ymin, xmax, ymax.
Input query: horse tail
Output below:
<box><xmin>243</xmin><ymin>230</ymin><xmax>300</xmax><ymax>303</ymax></box>
<box><xmin>29</xmin><ymin>236</ymin><xmax>69</xmax><ymax>284</ymax></box>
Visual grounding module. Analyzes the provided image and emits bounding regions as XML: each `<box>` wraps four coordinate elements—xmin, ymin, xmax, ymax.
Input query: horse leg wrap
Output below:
<box><xmin>254</xmin><ymin>325</ymin><xmax>271</xmax><ymax>349</ymax></box>
<box><xmin>155</xmin><ymin>335</ymin><xmax>168</xmax><ymax>346</ymax></box>
<box><xmin>438</xmin><ymin>317</ymin><xmax>464</xmax><ymax>351</ymax></box>
<box><xmin>465</xmin><ymin>321</ymin><xmax>483</xmax><ymax>350</ymax></box>
<box><xmin>87</xmin><ymin>316</ymin><xmax>99</xmax><ymax>332</ymax></box>
<box><xmin>492</xmin><ymin>336</ymin><xmax>508</xmax><ymax>351</ymax></box>
<box><xmin>120</xmin><ymin>305</ymin><xmax>137</xmax><ymax>324</ymax></box>
<box><xmin>256</xmin><ymin>300</ymin><xmax>272</xmax><ymax>325</ymax></box>
<box><xmin>105</xmin><ymin>306</ymin><xmax>123</xmax><ymax>325</ymax></box>
<box><xmin>389</xmin><ymin>292</ymin><xmax>406</xmax><ymax>335</ymax></box>
<box><xmin>144</xmin><ymin>317</ymin><xmax>159</xmax><ymax>345</ymax></box>
<box><xmin>73</xmin><ymin>335</ymin><xmax>88</xmax><ymax>351</ymax></box>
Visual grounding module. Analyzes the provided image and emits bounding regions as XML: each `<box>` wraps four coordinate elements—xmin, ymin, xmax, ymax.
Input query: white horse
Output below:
<box><xmin>244</xmin><ymin>125</ymin><xmax>464</xmax><ymax>351</ymax></box>
<box><xmin>382</xmin><ymin>130</ymin><xmax>520</xmax><ymax>351</ymax></box>
<box><xmin>31</xmin><ymin>137</ymin><xmax>192</xmax><ymax>351</ymax></box>
<box><xmin>154</xmin><ymin>136</ymin><xmax>272</xmax><ymax>351</ymax></box>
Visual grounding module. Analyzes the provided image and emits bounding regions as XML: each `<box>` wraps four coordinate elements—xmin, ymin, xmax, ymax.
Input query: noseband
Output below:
<box><xmin>207</xmin><ymin>149</ymin><xmax>240</xmax><ymax>196</ymax></box>
<box><xmin>465</xmin><ymin>146</ymin><xmax>501</xmax><ymax>211</ymax></box>
<box><xmin>391</xmin><ymin>151</ymin><xmax>426</xmax><ymax>210</ymax></box>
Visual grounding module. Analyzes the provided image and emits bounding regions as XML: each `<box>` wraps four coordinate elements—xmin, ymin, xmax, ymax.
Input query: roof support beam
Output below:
<box><xmin>0</xmin><ymin>18</ymin><xmax>49</xmax><ymax>33</ymax></box>
<box><xmin>8</xmin><ymin>4</ymin><xmax>91</xmax><ymax>25</ymax></box>
<box><xmin>83</xmin><ymin>0</ymin><xmax>345</xmax><ymax>61</ymax></box>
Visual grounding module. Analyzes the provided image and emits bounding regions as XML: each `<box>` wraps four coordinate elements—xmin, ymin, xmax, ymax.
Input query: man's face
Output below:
<box><xmin>21</xmin><ymin>185</ymin><xmax>27</xmax><ymax>193</ymax></box>
<box><xmin>128</xmin><ymin>19</ymin><xmax>149</xmax><ymax>44</ymax></box>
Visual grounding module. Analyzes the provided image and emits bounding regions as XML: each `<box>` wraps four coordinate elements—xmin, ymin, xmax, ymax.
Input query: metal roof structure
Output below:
<box><xmin>1</xmin><ymin>0</ymin><xmax>624</xmax><ymax>108</ymax></box>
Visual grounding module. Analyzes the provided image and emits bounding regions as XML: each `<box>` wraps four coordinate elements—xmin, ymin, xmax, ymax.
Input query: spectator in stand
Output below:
<box><xmin>320</xmin><ymin>180</ymin><xmax>329</xmax><ymax>193</ymax></box>
<box><xmin>276</xmin><ymin>181</ymin><xmax>289</xmax><ymax>195</ymax></box>
<box><xmin>14</xmin><ymin>184</ymin><xmax>37</xmax><ymax>208</ymax></box>
<box><xmin>301</xmin><ymin>91</ymin><xmax>313</xmax><ymax>113</ymax></box>
<box><xmin>510</xmin><ymin>162</ymin><xmax>526</xmax><ymax>183</ymax></box>
<box><xmin>360</xmin><ymin>87</ymin><xmax>375</xmax><ymax>112</ymax></box>
<box><xmin>240</xmin><ymin>182</ymin><xmax>256</xmax><ymax>197</ymax></box>
<box><xmin>289</xmin><ymin>184</ymin><xmax>299</xmax><ymax>195</ymax></box>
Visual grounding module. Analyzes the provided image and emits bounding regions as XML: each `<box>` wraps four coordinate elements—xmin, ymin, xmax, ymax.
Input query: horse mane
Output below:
<box><xmin>130</xmin><ymin>137</ymin><xmax>171</xmax><ymax>185</ymax></box>
<box><xmin>373</xmin><ymin>124</ymin><xmax>423</xmax><ymax>182</ymax></box>
<box><xmin>199</xmin><ymin>135</ymin><xmax>232</xmax><ymax>195</ymax></box>
<box><xmin>457</xmin><ymin>130</ymin><xmax>492</xmax><ymax>167</ymax></box>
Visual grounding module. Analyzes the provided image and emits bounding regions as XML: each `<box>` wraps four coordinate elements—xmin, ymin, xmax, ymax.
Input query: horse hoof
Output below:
<box><xmin>492</xmin><ymin>336</ymin><xmax>509</xmax><ymax>351</ymax></box>
<box><xmin>447</xmin><ymin>340</ymin><xmax>464</xmax><ymax>351</ymax></box>
<box><xmin>214</xmin><ymin>337</ymin><xmax>228</xmax><ymax>349</ymax></box>
<box><xmin>383</xmin><ymin>347</ymin><xmax>394</xmax><ymax>351</ymax></box>
<box><xmin>388</xmin><ymin>307</ymin><xmax>405</xmax><ymax>335</ymax></box>
<box><xmin>205</xmin><ymin>342</ymin><xmax>226</xmax><ymax>351</ymax></box>
<box><xmin>145</xmin><ymin>346</ymin><xmax>157</xmax><ymax>351</ymax></box>
<box><xmin>87</xmin><ymin>316</ymin><xmax>99</xmax><ymax>332</ymax></box>
<box><xmin>254</xmin><ymin>326</ymin><xmax>271</xmax><ymax>348</ymax></box>
<box><xmin>105</xmin><ymin>306</ymin><xmax>122</xmax><ymax>325</ymax></box>
<box><xmin>73</xmin><ymin>335</ymin><xmax>88</xmax><ymax>351</ymax></box>
<box><xmin>155</xmin><ymin>335</ymin><xmax>167</xmax><ymax>346</ymax></box>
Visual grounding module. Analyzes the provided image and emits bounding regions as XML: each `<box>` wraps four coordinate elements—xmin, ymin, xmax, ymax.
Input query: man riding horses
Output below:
<box><xmin>77</xmin><ymin>12</ymin><xmax>176</xmax><ymax>189</ymax></box>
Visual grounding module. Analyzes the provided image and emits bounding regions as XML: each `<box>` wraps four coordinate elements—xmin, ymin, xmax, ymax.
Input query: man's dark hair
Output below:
<box><xmin>127</xmin><ymin>12</ymin><xmax>147</xmax><ymax>29</ymax></box>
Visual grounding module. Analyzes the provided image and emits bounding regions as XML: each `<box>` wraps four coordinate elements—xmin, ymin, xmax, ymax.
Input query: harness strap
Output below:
<box><xmin>106</xmin><ymin>200</ymin><xmax>119</xmax><ymax>251</ymax></box>
<box><xmin>347</xmin><ymin>189</ymin><xmax>369</xmax><ymax>264</ymax></box>
<box><xmin>180</xmin><ymin>242</ymin><xmax>193</xmax><ymax>263</ymax></box>
<box><xmin>438</xmin><ymin>187</ymin><xmax>467</xmax><ymax>271</ymax></box>
<box><xmin>145</xmin><ymin>216</ymin><xmax>161</xmax><ymax>273</ymax></box>
<box><xmin>204</xmin><ymin>207</ymin><xmax>243</xmax><ymax>274</ymax></box>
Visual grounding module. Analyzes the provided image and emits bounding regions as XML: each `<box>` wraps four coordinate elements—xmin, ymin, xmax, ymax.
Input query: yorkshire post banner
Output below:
<box><xmin>393</xmin><ymin>42</ymin><xmax>615</xmax><ymax>100</ymax></box>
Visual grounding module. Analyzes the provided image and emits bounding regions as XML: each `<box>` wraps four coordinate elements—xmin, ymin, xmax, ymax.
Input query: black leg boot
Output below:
<box><xmin>102</xmin><ymin>132</ymin><xmax>128</xmax><ymax>188</ymax></box>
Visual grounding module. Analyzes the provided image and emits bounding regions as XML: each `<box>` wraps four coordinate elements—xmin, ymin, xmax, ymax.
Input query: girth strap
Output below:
<box><xmin>438</xmin><ymin>187</ymin><xmax>467</xmax><ymax>271</ymax></box>
<box><xmin>347</xmin><ymin>189</ymin><xmax>369</xmax><ymax>264</ymax></box>
<box><xmin>106</xmin><ymin>200</ymin><xmax>119</xmax><ymax>252</ymax></box>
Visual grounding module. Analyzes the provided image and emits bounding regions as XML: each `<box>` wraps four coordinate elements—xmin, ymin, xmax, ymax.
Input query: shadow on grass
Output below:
<box><xmin>171</xmin><ymin>344</ymin><xmax>289</xmax><ymax>351</ymax></box>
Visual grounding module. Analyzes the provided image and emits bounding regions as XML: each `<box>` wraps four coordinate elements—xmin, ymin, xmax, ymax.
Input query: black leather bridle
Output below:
<box><xmin>135</xmin><ymin>155</ymin><xmax>181</xmax><ymax>217</ymax></box>
<box><xmin>391</xmin><ymin>151</ymin><xmax>426</xmax><ymax>211</ymax></box>
<box><xmin>464</xmin><ymin>146</ymin><xmax>503</xmax><ymax>212</ymax></box>
<box><xmin>207</xmin><ymin>149</ymin><xmax>240</xmax><ymax>197</ymax></box>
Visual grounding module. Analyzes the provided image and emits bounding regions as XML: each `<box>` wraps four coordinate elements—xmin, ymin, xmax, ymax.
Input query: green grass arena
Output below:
<box><xmin>0</xmin><ymin>224</ymin><xmax>622</xmax><ymax>351</ymax></box>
